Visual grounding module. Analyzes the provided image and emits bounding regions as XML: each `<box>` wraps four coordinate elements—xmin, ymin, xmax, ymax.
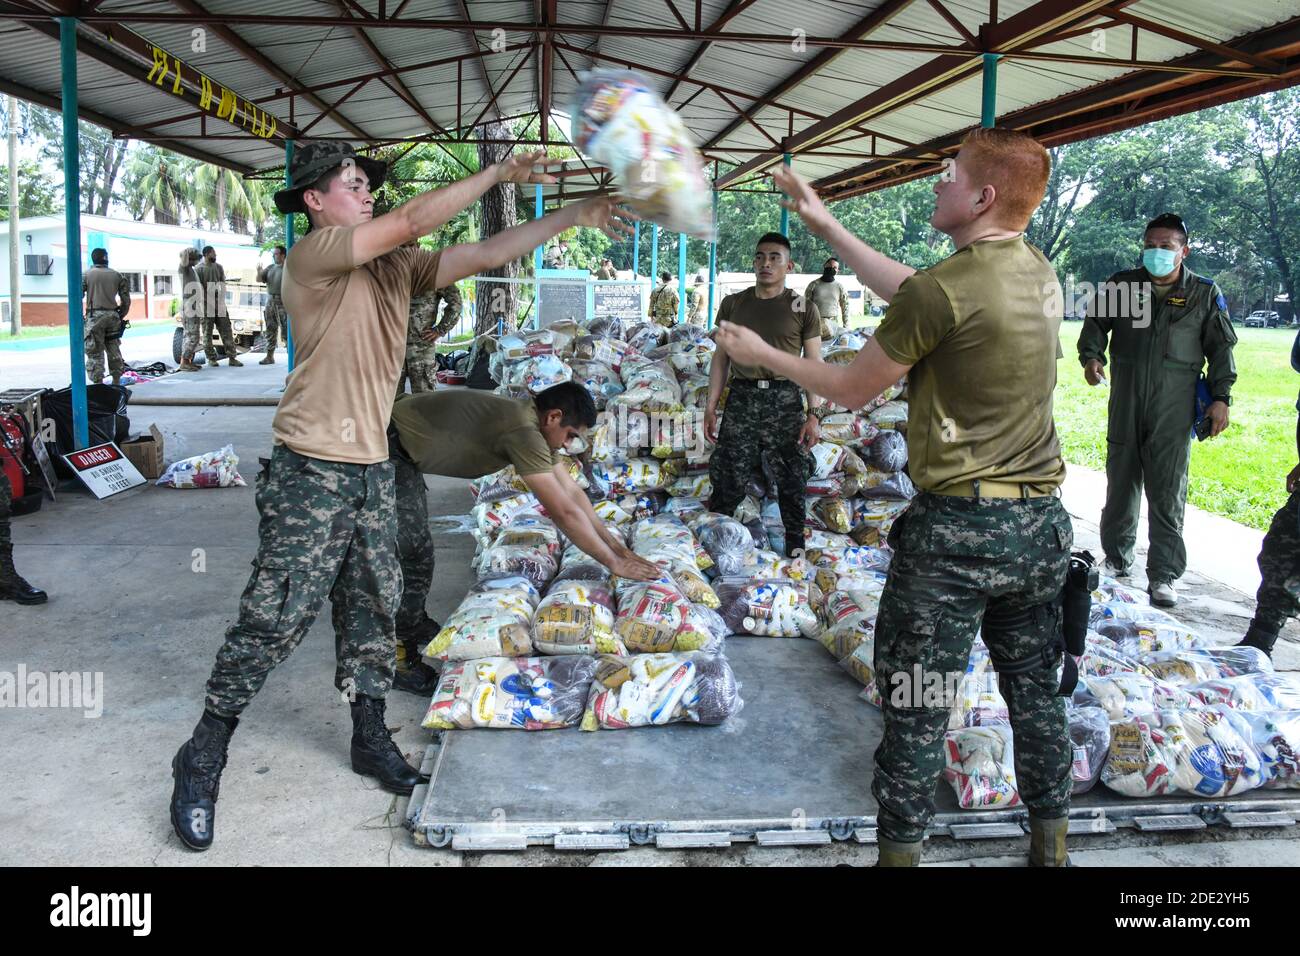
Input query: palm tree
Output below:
<box><xmin>123</xmin><ymin>145</ymin><xmax>196</xmax><ymax>225</ymax></box>
<box><xmin>193</xmin><ymin>162</ymin><xmax>265</xmax><ymax>234</ymax></box>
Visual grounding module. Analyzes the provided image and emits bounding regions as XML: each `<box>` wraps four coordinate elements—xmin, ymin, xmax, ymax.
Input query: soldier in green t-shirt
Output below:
<box><xmin>386</xmin><ymin>382</ymin><xmax>659</xmax><ymax>693</ymax></box>
<box><xmin>718</xmin><ymin>129</ymin><xmax>1076</xmax><ymax>868</ymax></box>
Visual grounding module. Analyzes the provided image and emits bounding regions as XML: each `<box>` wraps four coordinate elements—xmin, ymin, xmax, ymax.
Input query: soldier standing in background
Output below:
<box><xmin>706</xmin><ymin>232</ymin><xmax>823</xmax><ymax>558</ymax></box>
<box><xmin>81</xmin><ymin>248</ymin><xmax>130</xmax><ymax>386</ymax></box>
<box><xmin>177</xmin><ymin>248</ymin><xmax>204</xmax><ymax>372</ymax></box>
<box><xmin>397</xmin><ymin>282</ymin><xmax>463</xmax><ymax>395</ymax></box>
<box><xmin>649</xmin><ymin>271</ymin><xmax>679</xmax><ymax>327</ymax></box>
<box><xmin>196</xmin><ymin>245</ymin><xmax>243</xmax><ymax>368</ymax></box>
<box><xmin>256</xmin><ymin>245</ymin><xmax>287</xmax><ymax>365</ymax></box>
<box><xmin>805</xmin><ymin>256</ymin><xmax>851</xmax><ymax>332</ymax></box>
<box><xmin>688</xmin><ymin>274</ymin><xmax>706</xmax><ymax>326</ymax></box>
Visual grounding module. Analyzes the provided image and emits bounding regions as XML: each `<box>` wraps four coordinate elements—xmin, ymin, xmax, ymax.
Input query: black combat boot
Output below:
<box><xmin>392</xmin><ymin>618</ymin><xmax>442</xmax><ymax>696</ymax></box>
<box><xmin>350</xmin><ymin>694</ymin><xmax>425</xmax><ymax>794</ymax></box>
<box><xmin>0</xmin><ymin>543</ymin><xmax>47</xmax><ymax>605</ymax></box>
<box><xmin>1237</xmin><ymin>622</ymin><xmax>1279</xmax><ymax>659</ymax></box>
<box><xmin>170</xmin><ymin>710</ymin><xmax>238</xmax><ymax>851</ymax></box>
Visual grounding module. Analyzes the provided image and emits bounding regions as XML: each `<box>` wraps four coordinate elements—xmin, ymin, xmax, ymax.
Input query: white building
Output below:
<box><xmin>0</xmin><ymin>214</ymin><xmax>261</xmax><ymax>326</ymax></box>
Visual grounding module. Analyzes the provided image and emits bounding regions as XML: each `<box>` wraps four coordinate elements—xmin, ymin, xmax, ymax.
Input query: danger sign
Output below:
<box><xmin>62</xmin><ymin>442</ymin><xmax>146</xmax><ymax>499</ymax></box>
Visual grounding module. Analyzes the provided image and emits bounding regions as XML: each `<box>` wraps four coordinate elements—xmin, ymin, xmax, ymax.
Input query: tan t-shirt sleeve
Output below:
<box><xmin>871</xmin><ymin>271</ymin><xmax>956</xmax><ymax>366</ymax></box>
<box><xmin>292</xmin><ymin>225</ymin><xmax>357</xmax><ymax>286</ymax></box>
<box><xmin>407</xmin><ymin>248</ymin><xmax>445</xmax><ymax>298</ymax></box>
<box><xmin>500</xmin><ymin>427</ymin><xmax>558</xmax><ymax>476</ymax></box>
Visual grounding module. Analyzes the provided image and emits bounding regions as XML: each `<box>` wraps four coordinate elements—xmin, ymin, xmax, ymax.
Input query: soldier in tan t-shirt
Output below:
<box><xmin>169</xmin><ymin>140</ymin><xmax>637</xmax><ymax>853</ymax></box>
<box><xmin>717</xmin><ymin>130</ymin><xmax>1077</xmax><ymax>868</ymax></box>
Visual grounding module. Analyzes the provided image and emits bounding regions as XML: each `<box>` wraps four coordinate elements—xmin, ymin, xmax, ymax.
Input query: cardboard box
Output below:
<box><xmin>121</xmin><ymin>425</ymin><xmax>164</xmax><ymax>480</ymax></box>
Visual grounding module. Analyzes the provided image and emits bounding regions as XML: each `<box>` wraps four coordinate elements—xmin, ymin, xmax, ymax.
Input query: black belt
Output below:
<box><xmin>387</xmin><ymin>422</ymin><xmax>414</xmax><ymax>465</ymax></box>
<box><xmin>730</xmin><ymin>378</ymin><xmax>797</xmax><ymax>390</ymax></box>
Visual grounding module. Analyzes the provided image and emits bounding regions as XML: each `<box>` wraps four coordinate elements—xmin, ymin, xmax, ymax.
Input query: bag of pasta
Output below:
<box><xmin>533</xmin><ymin>577</ymin><xmax>624</xmax><ymax>655</ymax></box>
<box><xmin>818</xmin><ymin>588</ymin><xmax>881</xmax><ymax>686</ymax></box>
<box><xmin>423</xmin><ymin>574</ymin><xmax>540</xmax><ymax>661</ymax></box>
<box><xmin>423</xmin><ymin>656</ymin><xmax>598</xmax><ymax>731</ymax></box>
<box><xmin>614</xmin><ymin>579</ymin><xmax>721</xmax><ymax>652</ymax></box>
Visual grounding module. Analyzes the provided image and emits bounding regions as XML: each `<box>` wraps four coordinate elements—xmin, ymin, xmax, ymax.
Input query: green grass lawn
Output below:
<box><xmin>1054</xmin><ymin>324</ymin><xmax>1297</xmax><ymax>531</ymax></box>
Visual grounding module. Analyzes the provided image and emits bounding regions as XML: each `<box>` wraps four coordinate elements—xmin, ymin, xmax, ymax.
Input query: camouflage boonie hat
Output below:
<box><xmin>273</xmin><ymin>141</ymin><xmax>388</xmax><ymax>214</ymax></box>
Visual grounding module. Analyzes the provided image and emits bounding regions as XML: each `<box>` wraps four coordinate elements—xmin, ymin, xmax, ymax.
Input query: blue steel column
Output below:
<box><xmin>632</xmin><ymin>219</ymin><xmax>640</xmax><ymax>276</ymax></box>
<box><xmin>676</xmin><ymin>233</ymin><xmax>687</xmax><ymax>325</ymax></box>
<box><xmin>61</xmin><ymin>17</ymin><xmax>88</xmax><ymax>449</ymax></box>
<box><xmin>533</xmin><ymin>183</ymin><xmax>544</xmax><ymax>273</ymax></box>
<box><xmin>779</xmin><ymin>152</ymin><xmax>791</xmax><ymax>236</ymax></box>
<box><xmin>981</xmin><ymin>54</ymin><xmax>1001</xmax><ymax>128</ymax></box>
<box><xmin>284</xmin><ymin>139</ymin><xmax>296</xmax><ymax>371</ymax></box>
<box><xmin>530</xmin><ymin>184</ymin><xmax>543</xmax><ymax>334</ymax></box>
<box><xmin>707</xmin><ymin>191</ymin><xmax>718</xmax><ymax>327</ymax></box>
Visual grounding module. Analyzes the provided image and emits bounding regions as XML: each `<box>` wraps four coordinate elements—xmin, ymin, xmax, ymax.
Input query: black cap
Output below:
<box><xmin>1145</xmin><ymin>213</ymin><xmax>1188</xmax><ymax>241</ymax></box>
<box><xmin>273</xmin><ymin>141</ymin><xmax>388</xmax><ymax>215</ymax></box>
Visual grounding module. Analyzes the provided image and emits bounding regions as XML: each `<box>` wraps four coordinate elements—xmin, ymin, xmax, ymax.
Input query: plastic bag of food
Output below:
<box><xmin>859</xmin><ymin>429</ymin><xmax>908</xmax><ymax>473</ymax></box>
<box><xmin>471</xmin><ymin>492</ymin><xmax>542</xmax><ymax>542</ymax></box>
<box><xmin>687</xmin><ymin>512</ymin><xmax>756</xmax><ymax>577</ymax></box>
<box><xmin>680</xmin><ymin>374</ymin><xmax>711</xmax><ymax>410</ymax></box>
<box><xmin>628</xmin><ymin>515</ymin><xmax>719</xmax><ymax>606</ymax></box>
<box><xmin>811</xmin><ymin>496</ymin><xmax>853</xmax><ymax>534</ymax></box>
<box><xmin>747</xmin><ymin>549</ymin><xmax>809</xmax><ymax>581</ymax></box>
<box><xmin>663</xmin><ymin>496</ymin><xmax>706</xmax><ymax>517</ymax></box>
<box><xmin>1102</xmin><ymin>707</ymin><xmax>1263</xmax><ymax>798</ymax></box>
<box><xmin>591</xmin><ymin>457</ymin><xmax>680</xmax><ymax>495</ymax></box>
<box><xmin>819</xmin><ymin>413</ymin><xmax>875</xmax><ymax>444</ymax></box>
<box><xmin>507</xmin><ymin>353</ymin><xmax>572</xmax><ymax>393</ymax></box>
<box><xmin>1089</xmin><ymin>600</ymin><xmax>1185</xmax><ymax>631</ymax></box>
<box><xmin>668</xmin><ymin>344</ymin><xmax>715</xmax><ymax>379</ymax></box>
<box><xmin>592</xmin><ymin>498</ymin><xmax>634</xmax><ymax>528</ymax></box>
<box><xmin>858</xmin><ymin>468</ymin><xmax>916</xmax><ymax>500</ymax></box>
<box><xmin>809</xmin><ymin>441</ymin><xmax>864</xmax><ymax>479</ymax></box>
<box><xmin>424</xmin><ymin>575</ymin><xmax>540</xmax><ymax>661</ymax></box>
<box><xmin>422</xmin><ymin>656</ymin><xmax>598</xmax><ymax>730</ymax></box>
<box><xmin>1084</xmin><ymin>672</ymin><xmax>1191</xmax><ymax>720</ymax></box>
<box><xmin>1186</xmin><ymin>673</ymin><xmax>1300</xmax><ymax>711</ymax></box>
<box><xmin>571</xmin><ymin>361</ymin><xmax>624</xmax><ymax>407</ymax></box>
<box><xmin>570</xmin><ymin>69</ymin><xmax>714</xmax><ymax>239</ymax></box>
<box><xmin>625</xmin><ymin>322</ymin><xmax>668</xmax><ymax>355</ymax></box>
<box><xmin>533</xmin><ymin>578</ymin><xmax>624</xmax><ymax>655</ymax></box>
<box><xmin>470</xmin><ymin>464</ymin><xmax>530</xmax><ymax>504</ymax></box>
<box><xmin>1092</xmin><ymin>618</ymin><xmax>1205</xmax><ymax>658</ymax></box>
<box><xmin>1092</xmin><ymin>580</ymin><xmax>1150</xmax><ymax>605</ymax></box>
<box><xmin>581</xmin><ymin>651</ymin><xmax>741</xmax><ymax>730</ymax></box>
<box><xmin>1141</xmin><ymin>647</ymin><xmax>1273</xmax><ymax>686</ymax></box>
<box><xmin>652</xmin><ymin>415</ymin><xmax>707</xmax><ymax>460</ymax></box>
<box><xmin>943</xmin><ymin>725</ymin><xmax>1021</xmax><ymax>809</ymax></box>
<box><xmin>868</xmin><ymin>401</ymin><xmax>908</xmax><ymax>430</ymax></box>
<box><xmin>851</xmin><ymin>498</ymin><xmax>911</xmax><ymax>537</ymax></box>
<box><xmin>801</xmin><ymin>529</ymin><xmax>855</xmax><ymax>553</ymax></box>
<box><xmin>715</xmin><ymin>576</ymin><xmax>820</xmax><ymax>637</ymax></box>
<box><xmin>1231</xmin><ymin>709</ymin><xmax>1300</xmax><ymax>788</ymax></box>
<box><xmin>614</xmin><ymin>579</ymin><xmax>721</xmax><ymax>652</ymax></box>
<box><xmin>948</xmin><ymin>649</ymin><xmax>1010</xmax><ymax>729</ymax></box>
<box><xmin>572</xmin><ymin>335</ymin><xmax>630</xmax><ymax>371</ymax></box>
<box><xmin>476</xmin><ymin>544</ymin><xmax>558</xmax><ymax>590</ymax></box>
<box><xmin>667</xmin><ymin>472</ymin><xmax>711</xmax><ymax>500</ymax></box>
<box><xmin>818</xmin><ymin>588</ymin><xmax>880</xmax><ymax>686</ymax></box>
<box><xmin>1068</xmin><ymin>704</ymin><xmax>1111</xmax><ymax>795</ymax></box>
<box><xmin>156</xmin><ymin>444</ymin><xmax>246</xmax><ymax>488</ymax></box>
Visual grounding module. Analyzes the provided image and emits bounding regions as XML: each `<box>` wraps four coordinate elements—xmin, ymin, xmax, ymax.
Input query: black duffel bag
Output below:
<box><xmin>42</xmin><ymin>384</ymin><xmax>132</xmax><ymax>478</ymax></box>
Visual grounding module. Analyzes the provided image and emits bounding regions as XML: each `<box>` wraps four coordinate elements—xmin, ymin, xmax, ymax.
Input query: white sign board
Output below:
<box><xmin>62</xmin><ymin>442</ymin><xmax>146</xmax><ymax>499</ymax></box>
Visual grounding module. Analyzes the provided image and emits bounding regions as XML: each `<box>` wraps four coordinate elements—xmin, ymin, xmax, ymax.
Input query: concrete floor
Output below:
<box><xmin>2</xmin><ymin>368</ymin><xmax>1298</xmax><ymax>866</ymax></box>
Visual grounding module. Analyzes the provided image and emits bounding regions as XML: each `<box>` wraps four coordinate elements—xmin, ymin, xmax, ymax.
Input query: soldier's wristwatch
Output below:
<box><xmin>1213</xmin><ymin>395</ymin><xmax>1232</xmax><ymax>407</ymax></box>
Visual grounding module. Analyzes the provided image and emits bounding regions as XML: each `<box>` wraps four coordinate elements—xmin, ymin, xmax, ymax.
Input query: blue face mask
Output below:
<box><xmin>1143</xmin><ymin>247</ymin><xmax>1179</xmax><ymax>277</ymax></box>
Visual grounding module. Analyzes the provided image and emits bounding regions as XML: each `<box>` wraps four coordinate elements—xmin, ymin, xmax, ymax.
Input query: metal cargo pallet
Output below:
<box><xmin>406</xmin><ymin>638</ymin><xmax>1300</xmax><ymax>852</ymax></box>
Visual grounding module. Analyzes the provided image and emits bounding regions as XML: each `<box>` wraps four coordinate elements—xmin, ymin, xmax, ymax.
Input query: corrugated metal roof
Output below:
<box><xmin>0</xmin><ymin>0</ymin><xmax>1296</xmax><ymax>195</ymax></box>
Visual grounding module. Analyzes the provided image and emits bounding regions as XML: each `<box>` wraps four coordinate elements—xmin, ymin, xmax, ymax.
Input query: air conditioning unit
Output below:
<box><xmin>23</xmin><ymin>254</ymin><xmax>53</xmax><ymax>276</ymax></box>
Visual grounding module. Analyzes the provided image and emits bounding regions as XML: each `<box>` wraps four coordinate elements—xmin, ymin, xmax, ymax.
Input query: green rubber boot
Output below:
<box><xmin>876</xmin><ymin>836</ymin><xmax>922</xmax><ymax>867</ymax></box>
<box><xmin>1028</xmin><ymin>815</ymin><xmax>1072</xmax><ymax>867</ymax></box>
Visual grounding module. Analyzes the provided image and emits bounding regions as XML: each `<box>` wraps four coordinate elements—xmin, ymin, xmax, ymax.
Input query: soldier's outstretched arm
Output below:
<box><xmin>773</xmin><ymin>165</ymin><xmax>916</xmax><ymax>303</ymax></box>
<box><xmin>352</xmin><ymin>151</ymin><xmax>560</xmax><ymax>268</ymax></box>
<box><xmin>435</xmin><ymin>197</ymin><xmax>635</xmax><ymax>287</ymax></box>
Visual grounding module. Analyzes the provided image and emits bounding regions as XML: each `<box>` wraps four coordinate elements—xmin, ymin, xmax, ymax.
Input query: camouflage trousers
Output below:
<box><xmin>204</xmin><ymin>446</ymin><xmax>401</xmax><ymax>717</ymax></box>
<box><xmin>202</xmin><ymin>314</ymin><xmax>238</xmax><ymax>363</ymax></box>
<box><xmin>1252</xmin><ymin>491</ymin><xmax>1300</xmax><ymax>634</ymax></box>
<box><xmin>393</xmin><ymin>451</ymin><xmax>437</xmax><ymax>642</ymax></box>
<box><xmin>709</xmin><ymin>381</ymin><xmax>812</xmax><ymax>550</ymax></box>
<box><xmin>180</xmin><ymin>314</ymin><xmax>202</xmax><ymax>360</ymax></box>
<box><xmin>874</xmin><ymin>492</ymin><xmax>1074</xmax><ymax>843</ymax></box>
<box><xmin>84</xmin><ymin>309</ymin><xmax>125</xmax><ymax>383</ymax></box>
<box><xmin>263</xmin><ymin>295</ymin><xmax>287</xmax><ymax>351</ymax></box>
<box><xmin>396</xmin><ymin>352</ymin><xmax>439</xmax><ymax>396</ymax></box>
